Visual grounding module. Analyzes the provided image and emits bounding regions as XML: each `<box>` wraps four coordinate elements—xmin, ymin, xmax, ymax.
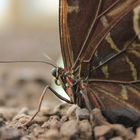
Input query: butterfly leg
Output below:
<box><xmin>21</xmin><ymin>85</ymin><xmax>49</xmax><ymax>127</ymax></box>
<box><xmin>21</xmin><ymin>85</ymin><xmax>73</xmax><ymax>127</ymax></box>
<box><xmin>79</xmin><ymin>89</ymin><xmax>92</xmax><ymax>111</ymax></box>
<box><xmin>79</xmin><ymin>88</ymin><xmax>111</xmax><ymax>125</ymax></box>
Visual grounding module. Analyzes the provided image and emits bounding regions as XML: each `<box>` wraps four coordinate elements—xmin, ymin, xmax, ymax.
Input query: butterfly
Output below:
<box><xmin>54</xmin><ymin>0</ymin><xmax>140</xmax><ymax>127</ymax></box>
<box><xmin>1</xmin><ymin>0</ymin><xmax>140</xmax><ymax>127</ymax></box>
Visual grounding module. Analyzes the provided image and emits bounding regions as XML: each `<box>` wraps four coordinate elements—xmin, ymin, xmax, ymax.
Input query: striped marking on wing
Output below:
<box><xmin>133</xmin><ymin>5</ymin><xmax>140</xmax><ymax>39</ymax></box>
<box><xmin>125</xmin><ymin>56</ymin><xmax>137</xmax><ymax>81</ymax></box>
<box><xmin>101</xmin><ymin>65</ymin><xmax>109</xmax><ymax>79</ymax></box>
<box><xmin>120</xmin><ymin>85</ymin><xmax>128</xmax><ymax>100</ymax></box>
<box><xmin>105</xmin><ymin>33</ymin><xmax>120</xmax><ymax>52</ymax></box>
<box><xmin>103</xmin><ymin>33</ymin><xmax>138</xmax><ymax>81</ymax></box>
<box><xmin>94</xmin><ymin>85</ymin><xmax>140</xmax><ymax>111</ymax></box>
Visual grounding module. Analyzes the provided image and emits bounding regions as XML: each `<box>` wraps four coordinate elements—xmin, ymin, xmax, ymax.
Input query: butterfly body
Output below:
<box><xmin>52</xmin><ymin>67</ymin><xmax>85</xmax><ymax>105</ymax></box>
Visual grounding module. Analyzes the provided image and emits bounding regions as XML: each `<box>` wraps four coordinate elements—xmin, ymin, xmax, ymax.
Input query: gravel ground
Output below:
<box><xmin>0</xmin><ymin>68</ymin><xmax>139</xmax><ymax>140</ymax></box>
<box><xmin>0</xmin><ymin>103</ymin><xmax>139</xmax><ymax>140</ymax></box>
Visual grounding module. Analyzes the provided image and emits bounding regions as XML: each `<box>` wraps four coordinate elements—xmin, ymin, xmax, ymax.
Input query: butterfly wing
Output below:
<box><xmin>59</xmin><ymin>0</ymin><xmax>110</xmax><ymax>68</ymax></box>
<box><xmin>59</xmin><ymin>0</ymin><xmax>99</xmax><ymax>68</ymax></box>
<box><xmin>59</xmin><ymin>0</ymin><xmax>140</xmax><ymax>125</ymax></box>
<box><xmin>89</xmin><ymin>6</ymin><xmax>140</xmax><ymax>126</ymax></box>
<box><xmin>86</xmin><ymin>3</ymin><xmax>140</xmax><ymax>125</ymax></box>
<box><xmin>87</xmin><ymin>2</ymin><xmax>140</xmax><ymax>109</ymax></box>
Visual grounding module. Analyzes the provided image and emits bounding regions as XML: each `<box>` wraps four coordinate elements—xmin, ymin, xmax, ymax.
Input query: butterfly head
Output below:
<box><xmin>51</xmin><ymin>67</ymin><xmax>65</xmax><ymax>86</ymax></box>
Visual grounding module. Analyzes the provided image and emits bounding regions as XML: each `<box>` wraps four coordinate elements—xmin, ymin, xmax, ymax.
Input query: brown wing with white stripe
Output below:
<box><xmin>88</xmin><ymin>4</ymin><xmax>140</xmax><ymax>82</ymax></box>
<box><xmin>87</xmin><ymin>4</ymin><xmax>140</xmax><ymax>124</ymax></box>
<box><xmin>59</xmin><ymin>0</ymin><xmax>140</xmax><ymax>125</ymax></box>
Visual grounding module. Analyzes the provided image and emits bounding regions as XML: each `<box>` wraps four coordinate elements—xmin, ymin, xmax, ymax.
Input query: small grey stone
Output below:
<box><xmin>76</xmin><ymin>108</ymin><xmax>90</xmax><ymax>120</ymax></box>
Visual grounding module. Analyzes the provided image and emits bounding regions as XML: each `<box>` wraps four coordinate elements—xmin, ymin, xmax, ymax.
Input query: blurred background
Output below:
<box><xmin>0</xmin><ymin>0</ymin><xmax>66</xmax><ymax>109</ymax></box>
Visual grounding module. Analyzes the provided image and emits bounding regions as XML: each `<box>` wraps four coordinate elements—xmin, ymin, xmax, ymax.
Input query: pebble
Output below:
<box><xmin>41</xmin><ymin>122</ymin><xmax>50</xmax><ymax>129</ymax></box>
<box><xmin>40</xmin><ymin>129</ymin><xmax>60</xmax><ymax>140</ymax></box>
<box><xmin>21</xmin><ymin>134</ymin><xmax>37</xmax><ymax>140</ymax></box>
<box><xmin>39</xmin><ymin>107</ymin><xmax>53</xmax><ymax>116</ymax></box>
<box><xmin>98</xmin><ymin>137</ymin><xmax>106</xmax><ymax>140</ymax></box>
<box><xmin>60</xmin><ymin>120</ymin><xmax>79</xmax><ymax>138</ymax></box>
<box><xmin>13</xmin><ymin>113</ymin><xmax>30</xmax><ymax>121</ymax></box>
<box><xmin>13</xmin><ymin>114</ymin><xmax>30</xmax><ymax>126</ymax></box>
<box><xmin>94</xmin><ymin>124</ymin><xmax>135</xmax><ymax>140</ymax></box>
<box><xmin>0</xmin><ymin>117</ymin><xmax>6</xmax><ymax>127</ymax></box>
<box><xmin>0</xmin><ymin>127</ymin><xmax>25</xmax><ymax>140</ymax></box>
<box><xmin>66</xmin><ymin>104</ymin><xmax>78</xmax><ymax>119</ymax></box>
<box><xmin>28</xmin><ymin>123</ymin><xmax>40</xmax><ymax>133</ymax></box>
<box><xmin>49</xmin><ymin>115</ymin><xmax>60</xmax><ymax>121</ymax></box>
<box><xmin>53</xmin><ymin>103</ymin><xmax>71</xmax><ymax>116</ymax></box>
<box><xmin>61</xmin><ymin>115</ymin><xmax>68</xmax><ymax>123</ymax></box>
<box><xmin>0</xmin><ymin>103</ymin><xmax>139</xmax><ymax>140</ymax></box>
<box><xmin>0</xmin><ymin>107</ymin><xmax>19</xmax><ymax>120</ymax></box>
<box><xmin>41</xmin><ymin>115</ymin><xmax>61</xmax><ymax>130</ymax></box>
<box><xmin>18</xmin><ymin>107</ymin><xmax>29</xmax><ymax>115</ymax></box>
<box><xmin>32</xmin><ymin>126</ymin><xmax>44</xmax><ymax>137</ymax></box>
<box><xmin>110</xmin><ymin>136</ymin><xmax>123</xmax><ymax>140</ymax></box>
<box><xmin>76</xmin><ymin>107</ymin><xmax>90</xmax><ymax>120</ymax></box>
<box><xmin>110</xmin><ymin>124</ymin><xmax>134</xmax><ymax>139</ymax></box>
<box><xmin>94</xmin><ymin>125</ymin><xmax>114</xmax><ymax>139</ymax></box>
<box><xmin>33</xmin><ymin>115</ymin><xmax>48</xmax><ymax>124</ymax></box>
<box><xmin>44</xmin><ymin>115</ymin><xmax>61</xmax><ymax>129</ymax></box>
<box><xmin>134</xmin><ymin>127</ymin><xmax>140</xmax><ymax>140</ymax></box>
<box><xmin>79</xmin><ymin>120</ymin><xmax>92</xmax><ymax>140</ymax></box>
<box><xmin>91</xmin><ymin>108</ymin><xmax>110</xmax><ymax>125</ymax></box>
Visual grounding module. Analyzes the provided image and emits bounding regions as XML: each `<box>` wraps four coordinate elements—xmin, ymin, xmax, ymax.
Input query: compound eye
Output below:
<box><xmin>51</xmin><ymin>68</ymin><xmax>57</xmax><ymax>77</ymax></box>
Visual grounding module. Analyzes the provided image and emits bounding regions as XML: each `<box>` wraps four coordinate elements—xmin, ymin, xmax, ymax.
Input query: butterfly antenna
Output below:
<box><xmin>0</xmin><ymin>60</ymin><xmax>57</xmax><ymax>68</ymax></box>
<box><xmin>42</xmin><ymin>51</ymin><xmax>57</xmax><ymax>66</ymax></box>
